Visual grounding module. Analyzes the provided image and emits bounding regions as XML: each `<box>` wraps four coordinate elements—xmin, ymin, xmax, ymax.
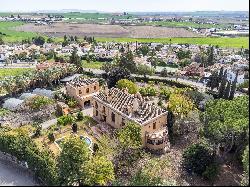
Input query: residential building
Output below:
<box><xmin>66</xmin><ymin>78</ymin><xmax>100</xmax><ymax>108</ymax></box>
<box><xmin>92</xmin><ymin>86</ymin><xmax>169</xmax><ymax>153</ymax></box>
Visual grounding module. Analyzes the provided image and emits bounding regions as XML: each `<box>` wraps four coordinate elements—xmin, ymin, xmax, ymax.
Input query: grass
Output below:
<box><xmin>96</xmin><ymin>37</ymin><xmax>249</xmax><ymax>48</ymax></box>
<box><xmin>82</xmin><ymin>60</ymin><xmax>106</xmax><ymax>69</ymax></box>
<box><xmin>0</xmin><ymin>68</ymin><xmax>33</xmax><ymax>78</ymax></box>
<box><xmin>144</xmin><ymin>21</ymin><xmax>230</xmax><ymax>29</ymax></box>
<box><xmin>0</xmin><ymin>21</ymin><xmax>39</xmax><ymax>43</ymax></box>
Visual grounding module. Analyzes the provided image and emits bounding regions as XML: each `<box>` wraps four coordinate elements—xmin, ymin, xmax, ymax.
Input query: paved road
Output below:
<box><xmin>82</xmin><ymin>68</ymin><xmax>206</xmax><ymax>89</ymax></box>
<box><xmin>0</xmin><ymin>159</ymin><xmax>38</xmax><ymax>186</ymax></box>
<box><xmin>40</xmin><ymin>118</ymin><xmax>57</xmax><ymax>129</ymax></box>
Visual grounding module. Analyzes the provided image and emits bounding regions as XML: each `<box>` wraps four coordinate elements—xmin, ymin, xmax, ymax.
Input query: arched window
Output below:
<box><xmin>95</xmin><ymin>101</ymin><xmax>98</xmax><ymax>109</ymax></box>
<box><xmin>94</xmin><ymin>86</ymin><xmax>97</xmax><ymax>90</ymax></box>
<box><xmin>86</xmin><ymin>88</ymin><xmax>90</xmax><ymax>93</ymax></box>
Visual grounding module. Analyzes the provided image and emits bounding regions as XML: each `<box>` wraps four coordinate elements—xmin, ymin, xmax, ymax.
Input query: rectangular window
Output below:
<box><xmin>79</xmin><ymin>90</ymin><xmax>82</xmax><ymax>95</ymax></box>
<box><xmin>111</xmin><ymin>112</ymin><xmax>115</xmax><ymax>122</ymax></box>
<box><xmin>153</xmin><ymin>122</ymin><xmax>156</xmax><ymax>130</ymax></box>
<box><xmin>96</xmin><ymin>110</ymin><xmax>98</xmax><ymax>117</ymax></box>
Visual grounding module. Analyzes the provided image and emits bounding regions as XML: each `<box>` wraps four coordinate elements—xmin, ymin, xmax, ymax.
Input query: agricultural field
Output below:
<box><xmin>55</xmin><ymin>12</ymin><xmax>134</xmax><ymax>20</ymax></box>
<box><xmin>0</xmin><ymin>21</ymin><xmax>38</xmax><ymax>42</ymax></box>
<box><xmin>96</xmin><ymin>37</ymin><xmax>249</xmax><ymax>48</ymax></box>
<box><xmin>16</xmin><ymin>22</ymin><xmax>201</xmax><ymax>38</ymax></box>
<box><xmin>144</xmin><ymin>21</ymin><xmax>230</xmax><ymax>29</ymax></box>
<box><xmin>0</xmin><ymin>68</ymin><xmax>34</xmax><ymax>78</ymax></box>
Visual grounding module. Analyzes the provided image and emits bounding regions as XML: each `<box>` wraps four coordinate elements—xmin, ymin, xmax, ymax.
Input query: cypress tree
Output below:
<box><xmin>229</xmin><ymin>71</ymin><xmax>239</xmax><ymax>100</ymax></box>
<box><xmin>223</xmin><ymin>81</ymin><xmax>231</xmax><ymax>99</ymax></box>
<box><xmin>218</xmin><ymin>69</ymin><xmax>227</xmax><ymax>98</ymax></box>
<box><xmin>218</xmin><ymin>67</ymin><xmax>224</xmax><ymax>83</ymax></box>
<box><xmin>207</xmin><ymin>46</ymin><xmax>214</xmax><ymax>66</ymax></box>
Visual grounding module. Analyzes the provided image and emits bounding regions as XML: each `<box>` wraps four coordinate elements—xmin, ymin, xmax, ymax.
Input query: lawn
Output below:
<box><xmin>82</xmin><ymin>60</ymin><xmax>106</xmax><ymax>69</ymax></box>
<box><xmin>0</xmin><ymin>68</ymin><xmax>34</xmax><ymax>78</ymax></box>
<box><xmin>0</xmin><ymin>21</ymin><xmax>38</xmax><ymax>43</ymax></box>
<box><xmin>96</xmin><ymin>37</ymin><xmax>249</xmax><ymax>48</ymax></box>
<box><xmin>144</xmin><ymin>21</ymin><xmax>230</xmax><ymax>29</ymax></box>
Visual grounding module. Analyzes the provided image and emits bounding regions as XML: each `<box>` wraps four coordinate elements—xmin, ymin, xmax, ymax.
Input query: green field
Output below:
<box><xmin>144</xmin><ymin>21</ymin><xmax>230</xmax><ymax>29</ymax></box>
<box><xmin>0</xmin><ymin>21</ymin><xmax>38</xmax><ymax>42</ymax></box>
<box><xmin>82</xmin><ymin>60</ymin><xmax>106</xmax><ymax>69</ymax></box>
<box><xmin>96</xmin><ymin>37</ymin><xmax>249</xmax><ymax>48</ymax></box>
<box><xmin>0</xmin><ymin>68</ymin><xmax>33</xmax><ymax>78</ymax></box>
<box><xmin>53</xmin><ymin>12</ymin><xmax>134</xmax><ymax>20</ymax></box>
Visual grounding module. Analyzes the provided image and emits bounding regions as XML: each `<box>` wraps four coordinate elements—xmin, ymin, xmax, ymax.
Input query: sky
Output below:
<box><xmin>1</xmin><ymin>0</ymin><xmax>249</xmax><ymax>12</ymax></box>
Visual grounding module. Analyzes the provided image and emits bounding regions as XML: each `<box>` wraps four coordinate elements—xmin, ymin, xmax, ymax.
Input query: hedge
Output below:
<box><xmin>0</xmin><ymin>128</ymin><xmax>59</xmax><ymax>185</ymax></box>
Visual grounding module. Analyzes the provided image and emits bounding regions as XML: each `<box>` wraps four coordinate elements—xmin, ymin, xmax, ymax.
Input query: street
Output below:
<box><xmin>0</xmin><ymin>159</ymin><xmax>38</xmax><ymax>186</ymax></box>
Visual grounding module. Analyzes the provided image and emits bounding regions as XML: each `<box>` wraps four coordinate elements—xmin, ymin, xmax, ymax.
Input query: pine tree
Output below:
<box><xmin>223</xmin><ymin>81</ymin><xmax>231</xmax><ymax>99</ymax></box>
<box><xmin>229</xmin><ymin>71</ymin><xmax>239</xmax><ymax>100</ymax></box>
<box><xmin>218</xmin><ymin>69</ymin><xmax>227</xmax><ymax>98</ymax></box>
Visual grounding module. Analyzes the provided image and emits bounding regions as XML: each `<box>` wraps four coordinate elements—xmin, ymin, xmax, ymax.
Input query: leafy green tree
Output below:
<box><xmin>129</xmin><ymin>169</ymin><xmax>163</xmax><ymax>186</ymax></box>
<box><xmin>179</xmin><ymin>58</ymin><xmax>191</xmax><ymax>68</ymax></box>
<box><xmin>138</xmin><ymin>45</ymin><xmax>150</xmax><ymax>56</ymax></box>
<box><xmin>84</xmin><ymin>156</ymin><xmax>115</xmax><ymax>185</ymax></box>
<box><xmin>107</xmin><ymin>67</ymin><xmax>131</xmax><ymax>88</ymax></box>
<box><xmin>58</xmin><ymin>135</ymin><xmax>91</xmax><ymax>185</ymax></box>
<box><xmin>137</xmin><ymin>64</ymin><xmax>155</xmax><ymax>77</ymax></box>
<box><xmin>0</xmin><ymin>128</ymin><xmax>59</xmax><ymax>185</ymax></box>
<box><xmin>201</xmin><ymin>96</ymin><xmax>249</xmax><ymax>155</ymax></box>
<box><xmin>117</xmin><ymin>121</ymin><xmax>142</xmax><ymax>149</ymax></box>
<box><xmin>32</xmin><ymin>36</ymin><xmax>45</xmax><ymax>46</ymax></box>
<box><xmin>168</xmin><ymin>93</ymin><xmax>196</xmax><ymax>118</ymax></box>
<box><xmin>57</xmin><ymin>115</ymin><xmax>75</xmax><ymax>126</ymax></box>
<box><xmin>117</xmin><ymin>51</ymin><xmax>136</xmax><ymax>73</ymax></box>
<box><xmin>177</xmin><ymin>49</ymin><xmax>191</xmax><ymax>60</ymax></box>
<box><xmin>116</xmin><ymin>79</ymin><xmax>138</xmax><ymax>94</ymax></box>
<box><xmin>47</xmin><ymin>37</ymin><xmax>54</xmax><ymax>43</ymax></box>
<box><xmin>183</xmin><ymin>142</ymin><xmax>215</xmax><ymax>176</ymax></box>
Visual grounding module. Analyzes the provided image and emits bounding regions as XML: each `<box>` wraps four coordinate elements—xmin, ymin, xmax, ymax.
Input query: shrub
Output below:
<box><xmin>48</xmin><ymin>132</ymin><xmax>55</xmax><ymax>142</ymax></box>
<box><xmin>182</xmin><ymin>142</ymin><xmax>215</xmax><ymax>176</ymax></box>
<box><xmin>139</xmin><ymin>86</ymin><xmax>157</xmax><ymax>96</ymax></box>
<box><xmin>67</xmin><ymin>98</ymin><xmax>78</xmax><ymax>108</ymax></box>
<box><xmin>27</xmin><ymin>95</ymin><xmax>53</xmax><ymax>110</ymax></box>
<box><xmin>242</xmin><ymin>146</ymin><xmax>249</xmax><ymax>186</ymax></box>
<box><xmin>202</xmin><ymin>163</ymin><xmax>219</xmax><ymax>181</ymax></box>
<box><xmin>57</xmin><ymin>115</ymin><xmax>74</xmax><ymax>126</ymax></box>
<box><xmin>34</xmin><ymin>125</ymin><xmax>42</xmax><ymax>137</ymax></box>
<box><xmin>76</xmin><ymin>110</ymin><xmax>84</xmax><ymax>121</ymax></box>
